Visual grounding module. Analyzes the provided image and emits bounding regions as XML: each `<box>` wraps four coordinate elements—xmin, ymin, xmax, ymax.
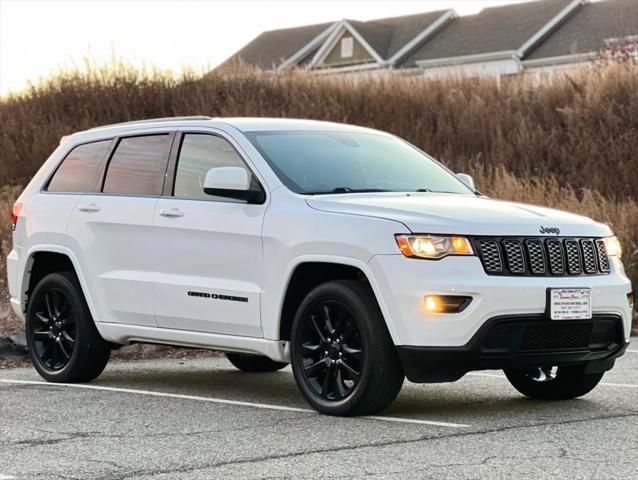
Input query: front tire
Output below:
<box><xmin>290</xmin><ymin>280</ymin><xmax>404</xmax><ymax>416</ymax></box>
<box><xmin>225</xmin><ymin>352</ymin><xmax>288</xmax><ymax>372</ymax></box>
<box><xmin>504</xmin><ymin>365</ymin><xmax>604</xmax><ymax>400</ymax></box>
<box><xmin>26</xmin><ymin>272</ymin><xmax>111</xmax><ymax>383</ymax></box>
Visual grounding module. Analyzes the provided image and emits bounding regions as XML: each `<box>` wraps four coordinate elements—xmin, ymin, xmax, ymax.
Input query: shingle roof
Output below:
<box><xmin>400</xmin><ymin>0</ymin><xmax>572</xmax><ymax>67</ymax></box>
<box><xmin>218</xmin><ymin>0</ymin><xmax>636</xmax><ymax>72</ymax></box>
<box><xmin>526</xmin><ymin>0</ymin><xmax>638</xmax><ymax>60</ymax></box>
<box><xmin>349</xmin><ymin>10</ymin><xmax>452</xmax><ymax>59</ymax></box>
<box><xmin>219</xmin><ymin>10</ymin><xmax>451</xmax><ymax>70</ymax></box>
<box><xmin>219</xmin><ymin>22</ymin><xmax>333</xmax><ymax>70</ymax></box>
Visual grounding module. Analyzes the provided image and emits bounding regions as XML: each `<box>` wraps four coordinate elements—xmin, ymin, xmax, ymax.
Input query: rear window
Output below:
<box><xmin>47</xmin><ymin>140</ymin><xmax>111</xmax><ymax>193</ymax></box>
<box><xmin>102</xmin><ymin>135</ymin><xmax>172</xmax><ymax>196</ymax></box>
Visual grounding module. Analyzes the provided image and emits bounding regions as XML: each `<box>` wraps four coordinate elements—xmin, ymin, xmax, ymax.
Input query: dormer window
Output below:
<box><xmin>340</xmin><ymin>37</ymin><xmax>354</xmax><ymax>58</ymax></box>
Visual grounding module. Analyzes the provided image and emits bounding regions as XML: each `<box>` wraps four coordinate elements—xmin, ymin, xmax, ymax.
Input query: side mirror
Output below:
<box><xmin>203</xmin><ymin>167</ymin><xmax>265</xmax><ymax>203</ymax></box>
<box><xmin>456</xmin><ymin>173</ymin><xmax>476</xmax><ymax>191</ymax></box>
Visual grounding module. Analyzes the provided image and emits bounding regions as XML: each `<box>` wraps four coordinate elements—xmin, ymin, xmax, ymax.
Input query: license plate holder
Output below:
<box><xmin>547</xmin><ymin>288</ymin><xmax>592</xmax><ymax>320</ymax></box>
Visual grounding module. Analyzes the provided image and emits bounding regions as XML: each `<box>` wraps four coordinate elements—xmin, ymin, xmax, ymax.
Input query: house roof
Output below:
<box><xmin>219</xmin><ymin>22</ymin><xmax>333</xmax><ymax>70</ymax></box>
<box><xmin>400</xmin><ymin>0</ymin><xmax>573</xmax><ymax>67</ymax></box>
<box><xmin>526</xmin><ymin>0</ymin><xmax>638</xmax><ymax>60</ymax></box>
<box><xmin>220</xmin><ymin>10</ymin><xmax>452</xmax><ymax>70</ymax></box>
<box><xmin>348</xmin><ymin>10</ymin><xmax>453</xmax><ymax>59</ymax></box>
<box><xmin>218</xmin><ymin>0</ymin><xmax>636</xmax><ymax>73</ymax></box>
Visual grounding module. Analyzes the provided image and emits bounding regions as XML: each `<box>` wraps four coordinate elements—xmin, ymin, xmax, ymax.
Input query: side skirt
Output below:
<box><xmin>96</xmin><ymin>322</ymin><xmax>290</xmax><ymax>362</ymax></box>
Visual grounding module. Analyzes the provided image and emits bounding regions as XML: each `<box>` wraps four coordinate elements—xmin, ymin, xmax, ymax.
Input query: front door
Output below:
<box><xmin>152</xmin><ymin>131</ymin><xmax>266</xmax><ymax>337</ymax></box>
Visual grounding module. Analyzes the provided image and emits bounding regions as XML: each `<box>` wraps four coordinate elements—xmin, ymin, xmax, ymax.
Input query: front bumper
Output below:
<box><xmin>369</xmin><ymin>254</ymin><xmax>632</xmax><ymax>347</ymax></box>
<box><xmin>397</xmin><ymin>314</ymin><xmax>627</xmax><ymax>383</ymax></box>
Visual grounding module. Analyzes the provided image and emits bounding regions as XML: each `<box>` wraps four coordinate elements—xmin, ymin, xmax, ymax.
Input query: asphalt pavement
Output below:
<box><xmin>1</xmin><ymin>347</ymin><xmax>637</xmax><ymax>479</ymax></box>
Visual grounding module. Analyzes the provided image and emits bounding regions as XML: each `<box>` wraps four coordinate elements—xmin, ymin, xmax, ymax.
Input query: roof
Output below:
<box><xmin>400</xmin><ymin>0</ymin><xmax>573</xmax><ymax>67</ymax></box>
<box><xmin>219</xmin><ymin>22</ymin><xmax>333</xmax><ymax>70</ymax></box>
<box><xmin>220</xmin><ymin>10</ymin><xmax>452</xmax><ymax>70</ymax></box>
<box><xmin>215</xmin><ymin>0</ymin><xmax>635</xmax><ymax>73</ymax></box>
<box><xmin>215</xmin><ymin>117</ymin><xmax>387</xmax><ymax>134</ymax></box>
<box><xmin>527</xmin><ymin>0</ymin><xmax>638</xmax><ymax>60</ymax></box>
<box><xmin>348</xmin><ymin>10</ymin><xmax>451</xmax><ymax>59</ymax></box>
<box><xmin>75</xmin><ymin>117</ymin><xmax>385</xmax><ymax>140</ymax></box>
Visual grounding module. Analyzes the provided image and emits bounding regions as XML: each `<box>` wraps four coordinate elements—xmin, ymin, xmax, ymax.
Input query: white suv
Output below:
<box><xmin>6</xmin><ymin>117</ymin><xmax>633</xmax><ymax>416</ymax></box>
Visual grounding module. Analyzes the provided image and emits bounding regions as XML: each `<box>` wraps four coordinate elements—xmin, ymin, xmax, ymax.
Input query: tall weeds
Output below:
<box><xmin>0</xmin><ymin>62</ymin><xmax>636</xmax><ymax>330</ymax></box>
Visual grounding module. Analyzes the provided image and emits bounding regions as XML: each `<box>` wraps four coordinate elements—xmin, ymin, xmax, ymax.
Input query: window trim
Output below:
<box><xmin>97</xmin><ymin>131</ymin><xmax>177</xmax><ymax>198</ymax></box>
<box><xmin>163</xmin><ymin>131</ymin><xmax>267</xmax><ymax>204</ymax></box>
<box><xmin>41</xmin><ymin>138</ymin><xmax>116</xmax><ymax>195</ymax></box>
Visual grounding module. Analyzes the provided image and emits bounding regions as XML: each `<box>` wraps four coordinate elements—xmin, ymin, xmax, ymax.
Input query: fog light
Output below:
<box><xmin>629</xmin><ymin>291</ymin><xmax>635</xmax><ymax>311</ymax></box>
<box><xmin>423</xmin><ymin>295</ymin><xmax>472</xmax><ymax>314</ymax></box>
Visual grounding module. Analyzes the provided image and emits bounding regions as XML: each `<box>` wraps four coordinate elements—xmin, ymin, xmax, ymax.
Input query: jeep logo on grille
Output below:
<box><xmin>539</xmin><ymin>226</ymin><xmax>560</xmax><ymax>235</ymax></box>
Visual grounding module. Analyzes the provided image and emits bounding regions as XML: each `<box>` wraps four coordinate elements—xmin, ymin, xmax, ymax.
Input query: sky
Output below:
<box><xmin>0</xmin><ymin>0</ymin><xmax>534</xmax><ymax>96</ymax></box>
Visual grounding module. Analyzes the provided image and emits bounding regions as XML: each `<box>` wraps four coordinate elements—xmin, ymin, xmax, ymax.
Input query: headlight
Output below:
<box><xmin>395</xmin><ymin>235</ymin><xmax>474</xmax><ymax>259</ymax></box>
<box><xmin>603</xmin><ymin>236</ymin><xmax>622</xmax><ymax>258</ymax></box>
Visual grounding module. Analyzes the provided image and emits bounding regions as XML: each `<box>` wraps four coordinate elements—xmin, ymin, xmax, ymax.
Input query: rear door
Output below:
<box><xmin>37</xmin><ymin>139</ymin><xmax>114</xmax><ymax>256</ymax></box>
<box><xmin>152</xmin><ymin>129</ymin><xmax>267</xmax><ymax>336</ymax></box>
<box><xmin>66</xmin><ymin>132</ymin><xmax>174</xmax><ymax>326</ymax></box>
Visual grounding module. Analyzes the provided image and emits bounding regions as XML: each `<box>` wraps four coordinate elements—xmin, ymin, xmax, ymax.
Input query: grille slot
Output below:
<box><xmin>525</xmin><ymin>240</ymin><xmax>546</xmax><ymax>274</ymax></box>
<box><xmin>564</xmin><ymin>240</ymin><xmax>582</xmax><ymax>274</ymax></box>
<box><xmin>595</xmin><ymin>239</ymin><xmax>610</xmax><ymax>273</ymax></box>
<box><xmin>502</xmin><ymin>240</ymin><xmax>526</xmax><ymax>273</ymax></box>
<box><xmin>580</xmin><ymin>239</ymin><xmax>597</xmax><ymax>274</ymax></box>
<box><xmin>546</xmin><ymin>239</ymin><xmax>565</xmax><ymax>275</ymax></box>
<box><xmin>474</xmin><ymin>237</ymin><xmax>609</xmax><ymax>276</ymax></box>
<box><xmin>478</xmin><ymin>240</ymin><xmax>503</xmax><ymax>273</ymax></box>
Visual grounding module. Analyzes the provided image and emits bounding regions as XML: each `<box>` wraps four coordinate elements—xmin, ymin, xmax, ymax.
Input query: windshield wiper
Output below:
<box><xmin>306</xmin><ymin>187</ymin><xmax>392</xmax><ymax>195</ymax></box>
<box><xmin>414</xmin><ymin>189</ymin><xmax>468</xmax><ymax>195</ymax></box>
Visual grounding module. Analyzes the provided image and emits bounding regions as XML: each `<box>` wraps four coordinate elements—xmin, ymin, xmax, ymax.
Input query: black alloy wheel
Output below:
<box><xmin>30</xmin><ymin>287</ymin><xmax>76</xmax><ymax>370</ymax></box>
<box><xmin>291</xmin><ymin>280</ymin><xmax>404</xmax><ymax>416</ymax></box>
<box><xmin>26</xmin><ymin>272</ymin><xmax>111</xmax><ymax>383</ymax></box>
<box><xmin>298</xmin><ymin>300</ymin><xmax>363</xmax><ymax>401</ymax></box>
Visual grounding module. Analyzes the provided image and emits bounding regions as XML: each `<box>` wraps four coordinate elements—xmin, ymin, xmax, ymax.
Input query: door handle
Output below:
<box><xmin>159</xmin><ymin>208</ymin><xmax>184</xmax><ymax>218</ymax></box>
<box><xmin>78</xmin><ymin>203</ymin><xmax>100</xmax><ymax>213</ymax></box>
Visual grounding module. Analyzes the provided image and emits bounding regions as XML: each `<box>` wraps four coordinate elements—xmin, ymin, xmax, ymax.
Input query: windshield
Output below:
<box><xmin>245</xmin><ymin>131</ymin><xmax>473</xmax><ymax>195</ymax></box>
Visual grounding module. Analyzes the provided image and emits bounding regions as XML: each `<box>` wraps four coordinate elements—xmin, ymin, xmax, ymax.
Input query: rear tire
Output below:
<box><xmin>290</xmin><ymin>280</ymin><xmax>404</xmax><ymax>416</ymax></box>
<box><xmin>26</xmin><ymin>272</ymin><xmax>111</xmax><ymax>383</ymax></box>
<box><xmin>504</xmin><ymin>365</ymin><xmax>604</xmax><ymax>400</ymax></box>
<box><xmin>225</xmin><ymin>352</ymin><xmax>288</xmax><ymax>372</ymax></box>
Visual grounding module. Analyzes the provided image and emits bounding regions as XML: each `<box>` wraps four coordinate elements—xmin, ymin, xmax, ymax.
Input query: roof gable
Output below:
<box><xmin>317</xmin><ymin>28</ymin><xmax>376</xmax><ymax>68</ymax></box>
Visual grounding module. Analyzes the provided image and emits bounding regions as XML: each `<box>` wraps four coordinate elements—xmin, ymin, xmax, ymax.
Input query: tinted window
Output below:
<box><xmin>246</xmin><ymin>131</ymin><xmax>472</xmax><ymax>195</ymax></box>
<box><xmin>102</xmin><ymin>135</ymin><xmax>171</xmax><ymax>196</ymax></box>
<box><xmin>47</xmin><ymin>140</ymin><xmax>111</xmax><ymax>193</ymax></box>
<box><xmin>174</xmin><ymin>134</ymin><xmax>253</xmax><ymax>201</ymax></box>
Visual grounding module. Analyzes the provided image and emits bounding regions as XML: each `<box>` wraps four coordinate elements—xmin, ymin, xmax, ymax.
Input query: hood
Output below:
<box><xmin>306</xmin><ymin>193</ymin><xmax>611</xmax><ymax>237</ymax></box>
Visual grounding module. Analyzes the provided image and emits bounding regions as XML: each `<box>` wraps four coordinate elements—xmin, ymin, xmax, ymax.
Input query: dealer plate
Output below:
<box><xmin>549</xmin><ymin>288</ymin><xmax>592</xmax><ymax>320</ymax></box>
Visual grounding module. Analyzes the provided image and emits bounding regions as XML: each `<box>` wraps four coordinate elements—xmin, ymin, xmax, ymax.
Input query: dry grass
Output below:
<box><xmin>1</xmin><ymin>62</ymin><xmax>637</xmax><ymax>200</ymax></box>
<box><xmin>0</xmin><ymin>62</ymin><xmax>636</xmax><ymax>333</ymax></box>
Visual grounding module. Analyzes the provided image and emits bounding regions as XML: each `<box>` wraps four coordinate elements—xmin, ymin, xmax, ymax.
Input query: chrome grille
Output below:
<box><xmin>477</xmin><ymin>240</ymin><xmax>503</xmax><ymax>273</ymax></box>
<box><xmin>595</xmin><ymin>239</ymin><xmax>610</xmax><ymax>273</ymax></box>
<box><xmin>474</xmin><ymin>237</ymin><xmax>609</xmax><ymax>277</ymax></box>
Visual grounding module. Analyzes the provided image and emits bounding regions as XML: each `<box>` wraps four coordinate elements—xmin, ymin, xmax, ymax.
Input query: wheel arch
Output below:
<box><xmin>20</xmin><ymin>245</ymin><xmax>99</xmax><ymax>326</ymax></box>
<box><xmin>276</xmin><ymin>256</ymin><xmax>399</xmax><ymax>344</ymax></box>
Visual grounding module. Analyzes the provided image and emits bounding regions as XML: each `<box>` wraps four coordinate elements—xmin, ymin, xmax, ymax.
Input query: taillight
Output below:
<box><xmin>11</xmin><ymin>202</ymin><xmax>22</xmax><ymax>231</ymax></box>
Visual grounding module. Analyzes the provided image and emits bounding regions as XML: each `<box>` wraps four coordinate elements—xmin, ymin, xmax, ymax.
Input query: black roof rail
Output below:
<box><xmin>89</xmin><ymin>116</ymin><xmax>212</xmax><ymax>130</ymax></box>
